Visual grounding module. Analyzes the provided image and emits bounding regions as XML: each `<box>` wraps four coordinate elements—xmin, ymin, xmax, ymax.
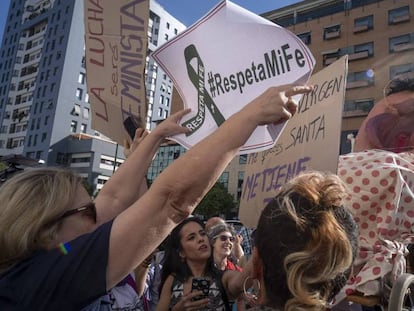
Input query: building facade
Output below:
<box><xmin>263</xmin><ymin>0</ymin><xmax>414</xmax><ymax>154</ymax></box>
<box><xmin>0</xmin><ymin>0</ymin><xmax>185</xmax><ymax>193</ymax></box>
<box><xmin>146</xmin><ymin>1</ymin><xmax>186</xmax><ymax>129</ymax></box>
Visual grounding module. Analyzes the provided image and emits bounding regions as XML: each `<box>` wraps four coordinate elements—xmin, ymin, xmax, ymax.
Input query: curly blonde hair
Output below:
<box><xmin>0</xmin><ymin>168</ymin><xmax>82</xmax><ymax>273</ymax></box>
<box><xmin>255</xmin><ymin>171</ymin><xmax>358</xmax><ymax>311</ymax></box>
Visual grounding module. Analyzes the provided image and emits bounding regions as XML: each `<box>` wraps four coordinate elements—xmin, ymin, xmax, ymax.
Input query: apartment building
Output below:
<box><xmin>0</xmin><ymin>0</ymin><xmax>185</xmax><ymax>193</ymax></box>
<box><xmin>263</xmin><ymin>0</ymin><xmax>413</xmax><ymax>153</ymax></box>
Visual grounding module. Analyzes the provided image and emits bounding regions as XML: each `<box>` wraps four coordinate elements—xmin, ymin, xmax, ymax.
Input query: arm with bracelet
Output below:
<box><xmin>134</xmin><ymin>253</ymin><xmax>154</xmax><ymax>297</ymax></box>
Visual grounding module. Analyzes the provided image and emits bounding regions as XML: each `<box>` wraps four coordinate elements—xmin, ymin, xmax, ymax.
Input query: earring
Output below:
<box><xmin>243</xmin><ymin>276</ymin><xmax>261</xmax><ymax>301</ymax></box>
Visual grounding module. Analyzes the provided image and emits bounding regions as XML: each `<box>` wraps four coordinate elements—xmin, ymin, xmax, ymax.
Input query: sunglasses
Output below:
<box><xmin>57</xmin><ymin>202</ymin><xmax>97</xmax><ymax>223</ymax></box>
<box><xmin>214</xmin><ymin>235</ymin><xmax>235</xmax><ymax>243</ymax></box>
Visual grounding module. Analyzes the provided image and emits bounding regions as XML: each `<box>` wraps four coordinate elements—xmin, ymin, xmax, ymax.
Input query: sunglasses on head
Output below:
<box><xmin>57</xmin><ymin>202</ymin><xmax>97</xmax><ymax>223</ymax></box>
<box><xmin>214</xmin><ymin>235</ymin><xmax>235</xmax><ymax>242</ymax></box>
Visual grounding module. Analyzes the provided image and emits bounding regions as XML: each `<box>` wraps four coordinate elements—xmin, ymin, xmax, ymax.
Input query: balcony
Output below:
<box><xmin>353</xmin><ymin>24</ymin><xmax>369</xmax><ymax>33</ymax></box>
<box><xmin>324</xmin><ymin>56</ymin><xmax>338</xmax><ymax>66</ymax></box>
<box><xmin>393</xmin><ymin>42</ymin><xmax>414</xmax><ymax>52</ymax></box>
<box><xmin>391</xmin><ymin>14</ymin><xmax>410</xmax><ymax>24</ymax></box>
<box><xmin>348</xmin><ymin>50</ymin><xmax>369</xmax><ymax>61</ymax></box>
<box><xmin>346</xmin><ymin>80</ymin><xmax>371</xmax><ymax>89</ymax></box>
<box><xmin>325</xmin><ymin>30</ymin><xmax>340</xmax><ymax>40</ymax></box>
<box><xmin>343</xmin><ymin>109</ymin><xmax>370</xmax><ymax>118</ymax></box>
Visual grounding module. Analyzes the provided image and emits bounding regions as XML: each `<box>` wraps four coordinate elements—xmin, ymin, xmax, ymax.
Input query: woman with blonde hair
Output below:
<box><xmin>0</xmin><ymin>84</ymin><xmax>312</xmax><ymax>310</ymax></box>
<box><xmin>248</xmin><ymin>171</ymin><xmax>358</xmax><ymax>311</ymax></box>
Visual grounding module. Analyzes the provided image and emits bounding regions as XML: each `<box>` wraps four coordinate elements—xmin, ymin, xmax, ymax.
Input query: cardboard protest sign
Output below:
<box><xmin>151</xmin><ymin>0</ymin><xmax>315</xmax><ymax>154</ymax></box>
<box><xmin>84</xmin><ymin>0</ymin><xmax>149</xmax><ymax>145</ymax></box>
<box><xmin>239</xmin><ymin>56</ymin><xmax>348</xmax><ymax>228</ymax></box>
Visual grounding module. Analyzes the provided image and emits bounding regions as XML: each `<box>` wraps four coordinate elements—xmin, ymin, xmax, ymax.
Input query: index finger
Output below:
<box><xmin>170</xmin><ymin>108</ymin><xmax>192</xmax><ymax>121</ymax></box>
<box><xmin>285</xmin><ymin>85</ymin><xmax>313</xmax><ymax>97</ymax></box>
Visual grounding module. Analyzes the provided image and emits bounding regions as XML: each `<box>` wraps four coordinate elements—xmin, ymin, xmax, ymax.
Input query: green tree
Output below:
<box><xmin>194</xmin><ymin>182</ymin><xmax>235</xmax><ymax>219</ymax></box>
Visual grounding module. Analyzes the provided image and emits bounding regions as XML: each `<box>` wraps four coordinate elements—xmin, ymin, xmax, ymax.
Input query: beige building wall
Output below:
<box><xmin>263</xmin><ymin>0</ymin><xmax>414</xmax><ymax>133</ymax></box>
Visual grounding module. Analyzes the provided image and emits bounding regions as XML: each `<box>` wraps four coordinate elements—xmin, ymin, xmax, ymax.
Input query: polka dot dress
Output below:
<box><xmin>333</xmin><ymin>150</ymin><xmax>414</xmax><ymax>304</ymax></box>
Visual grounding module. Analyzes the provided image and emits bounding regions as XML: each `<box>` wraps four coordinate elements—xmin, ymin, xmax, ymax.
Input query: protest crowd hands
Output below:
<box><xmin>123</xmin><ymin>128</ymin><xmax>149</xmax><ymax>158</ymax></box>
<box><xmin>123</xmin><ymin>109</ymin><xmax>191</xmax><ymax>158</ymax></box>
<box><xmin>152</xmin><ymin>108</ymin><xmax>192</xmax><ymax>139</ymax></box>
<box><xmin>171</xmin><ymin>291</ymin><xmax>209</xmax><ymax>311</ymax></box>
<box><xmin>246</xmin><ymin>84</ymin><xmax>312</xmax><ymax>125</ymax></box>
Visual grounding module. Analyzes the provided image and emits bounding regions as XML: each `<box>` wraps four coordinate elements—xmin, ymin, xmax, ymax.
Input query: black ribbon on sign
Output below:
<box><xmin>182</xmin><ymin>44</ymin><xmax>225</xmax><ymax>136</ymax></box>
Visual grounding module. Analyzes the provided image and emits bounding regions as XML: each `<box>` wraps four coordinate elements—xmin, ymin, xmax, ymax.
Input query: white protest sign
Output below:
<box><xmin>152</xmin><ymin>0</ymin><xmax>315</xmax><ymax>154</ymax></box>
<box><xmin>84</xmin><ymin>0</ymin><xmax>149</xmax><ymax>145</ymax></box>
<box><xmin>239</xmin><ymin>56</ymin><xmax>348</xmax><ymax>227</ymax></box>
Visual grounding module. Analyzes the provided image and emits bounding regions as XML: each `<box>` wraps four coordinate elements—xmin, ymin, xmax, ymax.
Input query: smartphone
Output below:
<box><xmin>123</xmin><ymin>116</ymin><xmax>141</xmax><ymax>140</ymax></box>
<box><xmin>191</xmin><ymin>277</ymin><xmax>210</xmax><ymax>301</ymax></box>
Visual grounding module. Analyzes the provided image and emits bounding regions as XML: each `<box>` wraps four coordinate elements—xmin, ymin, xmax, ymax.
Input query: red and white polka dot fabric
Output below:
<box><xmin>334</xmin><ymin>150</ymin><xmax>414</xmax><ymax>304</ymax></box>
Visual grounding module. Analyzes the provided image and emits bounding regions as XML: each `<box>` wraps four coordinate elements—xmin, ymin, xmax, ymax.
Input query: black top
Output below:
<box><xmin>0</xmin><ymin>221</ymin><xmax>113</xmax><ymax>311</ymax></box>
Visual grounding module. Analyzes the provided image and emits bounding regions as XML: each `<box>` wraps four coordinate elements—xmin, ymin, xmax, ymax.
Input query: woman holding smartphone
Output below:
<box><xmin>156</xmin><ymin>217</ymin><xmax>248</xmax><ymax>311</ymax></box>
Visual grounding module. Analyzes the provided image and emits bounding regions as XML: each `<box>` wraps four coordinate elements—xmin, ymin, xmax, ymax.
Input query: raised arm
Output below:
<box><xmin>107</xmin><ymin>85</ymin><xmax>312</xmax><ymax>288</ymax></box>
<box><xmin>94</xmin><ymin>110</ymin><xmax>191</xmax><ymax>224</ymax></box>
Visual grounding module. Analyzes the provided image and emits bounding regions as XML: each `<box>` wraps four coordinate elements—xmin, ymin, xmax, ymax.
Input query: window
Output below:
<box><xmin>164</xmin><ymin>34</ymin><xmax>168</xmax><ymax>41</ymax></box>
<box><xmin>237</xmin><ymin>171</ymin><xmax>245</xmax><ymax>199</ymax></box>
<box><xmin>158</xmin><ymin>107</ymin><xmax>163</xmax><ymax>117</ymax></box>
<box><xmin>347</xmin><ymin>71</ymin><xmax>374</xmax><ymax>89</ymax></box>
<box><xmin>70</xmin><ymin>120</ymin><xmax>77</xmax><ymax>133</ymax></box>
<box><xmin>297</xmin><ymin>32</ymin><xmax>311</xmax><ymax>45</ymax></box>
<box><xmin>218</xmin><ymin>172</ymin><xmax>229</xmax><ymax>189</ymax></box>
<box><xmin>76</xmin><ymin>88</ymin><xmax>83</xmax><ymax>100</ymax></box>
<box><xmin>353</xmin><ymin>15</ymin><xmax>373</xmax><ymax>33</ymax></box>
<box><xmin>389</xmin><ymin>34</ymin><xmax>414</xmax><ymax>53</ymax></box>
<box><xmin>159</xmin><ymin>94</ymin><xmax>164</xmax><ymax>105</ymax></box>
<box><xmin>71</xmin><ymin>104</ymin><xmax>81</xmax><ymax>116</ymax></box>
<box><xmin>323</xmin><ymin>24</ymin><xmax>340</xmax><ymax>40</ymax></box>
<box><xmin>80</xmin><ymin>123</ymin><xmax>87</xmax><ymax>133</ymax></box>
<box><xmin>83</xmin><ymin>107</ymin><xmax>90</xmax><ymax>119</ymax></box>
<box><xmin>166</xmin><ymin>22</ymin><xmax>170</xmax><ymax>29</ymax></box>
<box><xmin>239</xmin><ymin>154</ymin><xmax>247</xmax><ymax>164</ymax></box>
<box><xmin>348</xmin><ymin>42</ymin><xmax>374</xmax><ymax>61</ymax></box>
<box><xmin>390</xmin><ymin>63</ymin><xmax>414</xmax><ymax>80</ymax></box>
<box><xmin>78</xmin><ymin>72</ymin><xmax>85</xmax><ymax>84</ymax></box>
<box><xmin>343</xmin><ymin>98</ymin><xmax>374</xmax><ymax>118</ymax></box>
<box><xmin>322</xmin><ymin>49</ymin><xmax>340</xmax><ymax>66</ymax></box>
<box><xmin>388</xmin><ymin>6</ymin><xmax>410</xmax><ymax>25</ymax></box>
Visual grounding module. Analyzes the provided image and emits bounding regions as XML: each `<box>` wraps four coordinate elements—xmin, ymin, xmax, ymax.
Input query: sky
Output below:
<box><xmin>0</xmin><ymin>0</ymin><xmax>10</xmax><ymax>44</ymax></box>
<box><xmin>0</xmin><ymin>0</ymin><xmax>302</xmax><ymax>43</ymax></box>
<box><xmin>155</xmin><ymin>0</ymin><xmax>302</xmax><ymax>27</ymax></box>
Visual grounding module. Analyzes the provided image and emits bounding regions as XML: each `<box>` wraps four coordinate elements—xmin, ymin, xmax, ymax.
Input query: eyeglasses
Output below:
<box><xmin>214</xmin><ymin>235</ymin><xmax>235</xmax><ymax>242</ymax></box>
<box><xmin>57</xmin><ymin>202</ymin><xmax>97</xmax><ymax>223</ymax></box>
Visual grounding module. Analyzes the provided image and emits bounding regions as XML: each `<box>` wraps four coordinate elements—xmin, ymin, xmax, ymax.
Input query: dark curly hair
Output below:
<box><xmin>385</xmin><ymin>77</ymin><xmax>414</xmax><ymax>96</ymax></box>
